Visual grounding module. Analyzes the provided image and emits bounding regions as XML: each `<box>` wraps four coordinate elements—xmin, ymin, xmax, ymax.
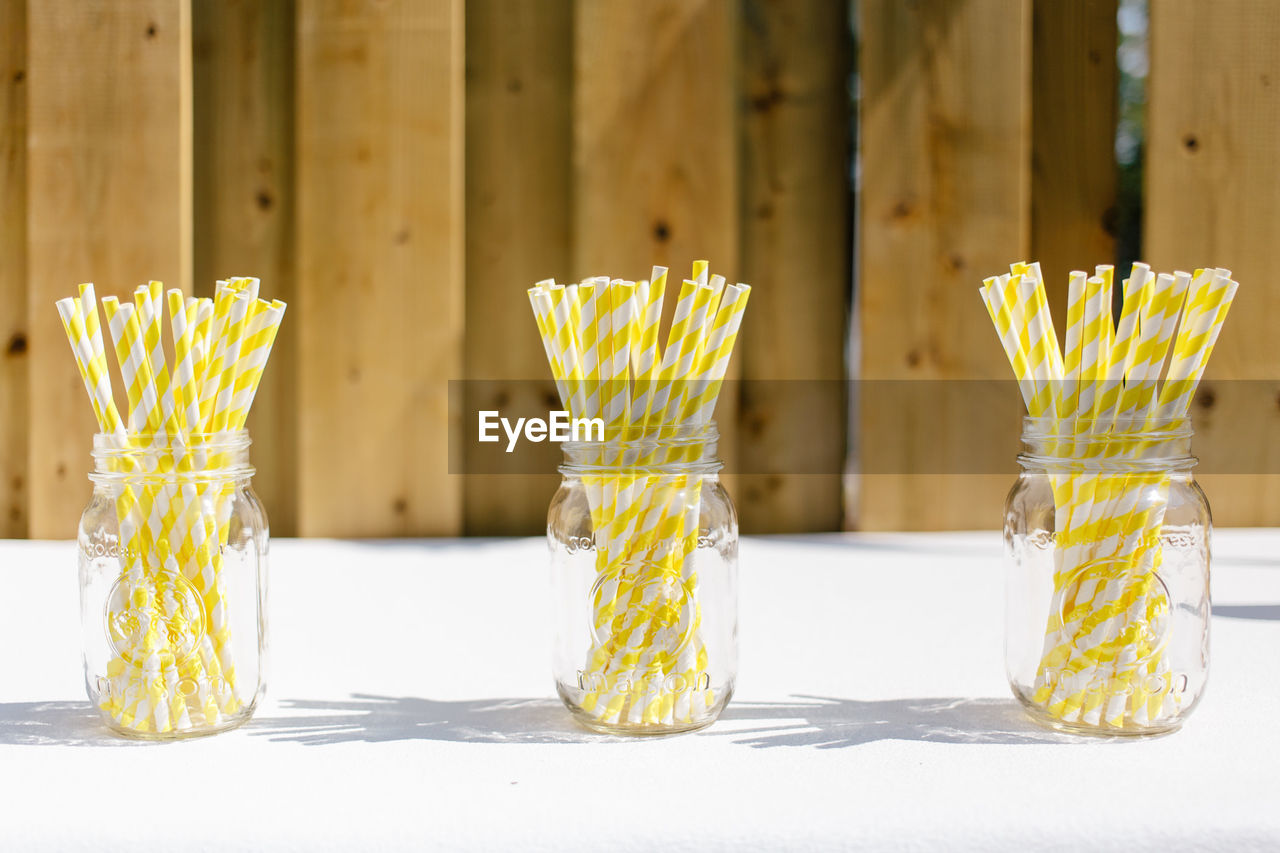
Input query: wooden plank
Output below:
<box><xmin>738</xmin><ymin>0</ymin><xmax>850</xmax><ymax>532</ymax></box>
<box><xmin>573</xmin><ymin>0</ymin><xmax>741</xmax><ymax>490</ymax></box>
<box><xmin>1146</xmin><ymin>0</ymin><xmax>1280</xmax><ymax>526</ymax></box>
<box><xmin>1030</xmin><ymin>0</ymin><xmax>1117</xmax><ymax>316</ymax></box>
<box><xmin>0</xmin><ymin>0</ymin><xmax>27</xmax><ymax>536</ymax></box>
<box><xmin>856</xmin><ymin>0</ymin><xmax>1031</xmax><ymax>530</ymax></box>
<box><xmin>573</xmin><ymin>0</ymin><xmax>738</xmax><ymax>280</ymax></box>
<box><xmin>462</xmin><ymin>0</ymin><xmax>570</xmax><ymax>535</ymax></box>
<box><xmin>26</xmin><ymin>0</ymin><xmax>192</xmax><ymax>538</ymax></box>
<box><xmin>296</xmin><ymin>0</ymin><xmax>463</xmax><ymax>536</ymax></box>
<box><xmin>193</xmin><ymin>0</ymin><xmax>298</xmax><ymax>535</ymax></box>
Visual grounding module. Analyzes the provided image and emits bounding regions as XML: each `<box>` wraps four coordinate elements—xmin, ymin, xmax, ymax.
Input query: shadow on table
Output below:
<box><xmin>248</xmin><ymin>693</ymin><xmax>1081</xmax><ymax>748</ymax></box>
<box><xmin>1214</xmin><ymin>604</ymin><xmax>1280</xmax><ymax>621</ymax></box>
<box><xmin>0</xmin><ymin>694</ymin><xmax>1096</xmax><ymax>749</ymax></box>
<box><xmin>714</xmin><ymin>695</ymin><xmax>1081</xmax><ymax>748</ymax></box>
<box><xmin>0</xmin><ymin>696</ymin><xmax>601</xmax><ymax>747</ymax></box>
<box><xmin>248</xmin><ymin>695</ymin><xmax>615</xmax><ymax>745</ymax></box>
<box><xmin>0</xmin><ymin>701</ymin><xmax>140</xmax><ymax>747</ymax></box>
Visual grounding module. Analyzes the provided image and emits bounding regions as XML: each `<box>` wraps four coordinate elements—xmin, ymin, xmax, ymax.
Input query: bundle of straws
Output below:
<box><xmin>529</xmin><ymin>260</ymin><xmax>750</xmax><ymax>728</ymax></box>
<box><xmin>982</xmin><ymin>261</ymin><xmax>1236</xmax><ymax>730</ymax></box>
<box><xmin>57</xmin><ymin>277</ymin><xmax>285</xmax><ymax>734</ymax></box>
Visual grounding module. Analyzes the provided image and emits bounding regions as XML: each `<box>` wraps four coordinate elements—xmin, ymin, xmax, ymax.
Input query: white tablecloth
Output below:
<box><xmin>1</xmin><ymin>532</ymin><xmax>1278</xmax><ymax>851</ymax></box>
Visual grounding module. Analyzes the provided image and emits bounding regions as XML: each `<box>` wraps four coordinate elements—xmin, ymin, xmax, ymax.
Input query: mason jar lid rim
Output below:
<box><xmin>559</xmin><ymin>421</ymin><xmax>719</xmax><ymax>451</ymax></box>
<box><xmin>91</xmin><ymin>430</ymin><xmax>252</xmax><ymax>453</ymax></box>
<box><xmin>1016</xmin><ymin>452</ymin><xmax>1196</xmax><ymax>470</ymax></box>
<box><xmin>1021</xmin><ymin>415</ymin><xmax>1193</xmax><ymax>439</ymax></box>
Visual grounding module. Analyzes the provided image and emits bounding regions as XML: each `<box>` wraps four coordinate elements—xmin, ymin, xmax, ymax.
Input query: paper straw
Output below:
<box><xmin>982</xmin><ymin>260</ymin><xmax>1236</xmax><ymax>731</ymax></box>
<box><xmin>57</xmin><ymin>277</ymin><xmax>286</xmax><ymax>734</ymax></box>
<box><xmin>530</xmin><ymin>260</ymin><xmax>748</xmax><ymax>730</ymax></box>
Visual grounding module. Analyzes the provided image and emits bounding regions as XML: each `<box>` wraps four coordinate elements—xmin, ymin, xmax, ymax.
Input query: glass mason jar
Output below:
<box><xmin>548</xmin><ymin>422</ymin><xmax>738</xmax><ymax>735</ymax></box>
<box><xmin>79</xmin><ymin>431</ymin><xmax>268</xmax><ymax>739</ymax></box>
<box><xmin>1004</xmin><ymin>417</ymin><xmax>1211</xmax><ymax>736</ymax></box>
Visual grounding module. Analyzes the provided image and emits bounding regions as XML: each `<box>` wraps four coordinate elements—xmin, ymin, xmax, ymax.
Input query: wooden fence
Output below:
<box><xmin>0</xmin><ymin>0</ymin><xmax>1275</xmax><ymax>537</ymax></box>
<box><xmin>860</xmin><ymin>0</ymin><xmax>1280</xmax><ymax>530</ymax></box>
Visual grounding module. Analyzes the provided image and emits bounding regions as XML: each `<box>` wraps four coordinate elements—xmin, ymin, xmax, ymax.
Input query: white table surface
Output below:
<box><xmin>2</xmin><ymin>531</ymin><xmax>1278</xmax><ymax>852</ymax></box>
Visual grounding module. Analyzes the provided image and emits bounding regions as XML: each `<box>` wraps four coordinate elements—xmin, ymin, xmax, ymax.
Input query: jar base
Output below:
<box><xmin>1013</xmin><ymin>691</ymin><xmax>1184</xmax><ymax>738</ymax></box>
<box><xmin>557</xmin><ymin>684</ymin><xmax>732</xmax><ymax>737</ymax></box>
<box><xmin>96</xmin><ymin>700</ymin><xmax>259</xmax><ymax>741</ymax></box>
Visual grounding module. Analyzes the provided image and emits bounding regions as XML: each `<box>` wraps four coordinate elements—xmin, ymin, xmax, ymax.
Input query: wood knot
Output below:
<box><xmin>254</xmin><ymin>189</ymin><xmax>273</xmax><ymax>211</ymax></box>
<box><xmin>1101</xmin><ymin>205</ymin><xmax>1119</xmax><ymax>238</ymax></box>
<box><xmin>6</xmin><ymin>333</ymin><xmax>27</xmax><ymax>356</ymax></box>
<box><xmin>749</xmin><ymin>87</ymin><xmax>783</xmax><ymax>112</ymax></box>
<box><xmin>145</xmin><ymin>22</ymin><xmax>157</xmax><ymax>38</ymax></box>
<box><xmin>392</xmin><ymin>497</ymin><xmax>408</xmax><ymax>515</ymax></box>
<box><xmin>1196</xmin><ymin>387</ymin><xmax>1215</xmax><ymax>410</ymax></box>
<box><xmin>12</xmin><ymin>70</ymin><xmax>24</xmax><ymax>84</ymax></box>
<box><xmin>1183</xmin><ymin>134</ymin><xmax>1200</xmax><ymax>152</ymax></box>
<box><xmin>653</xmin><ymin>221</ymin><xmax>671</xmax><ymax>242</ymax></box>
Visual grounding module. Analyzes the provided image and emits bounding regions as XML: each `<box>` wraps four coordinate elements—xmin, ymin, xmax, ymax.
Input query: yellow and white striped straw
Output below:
<box><xmin>530</xmin><ymin>260</ymin><xmax>749</xmax><ymax>730</ymax></box>
<box><xmin>57</xmin><ymin>276</ymin><xmax>286</xmax><ymax>735</ymax></box>
<box><xmin>982</xmin><ymin>259</ymin><xmax>1236</xmax><ymax>732</ymax></box>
